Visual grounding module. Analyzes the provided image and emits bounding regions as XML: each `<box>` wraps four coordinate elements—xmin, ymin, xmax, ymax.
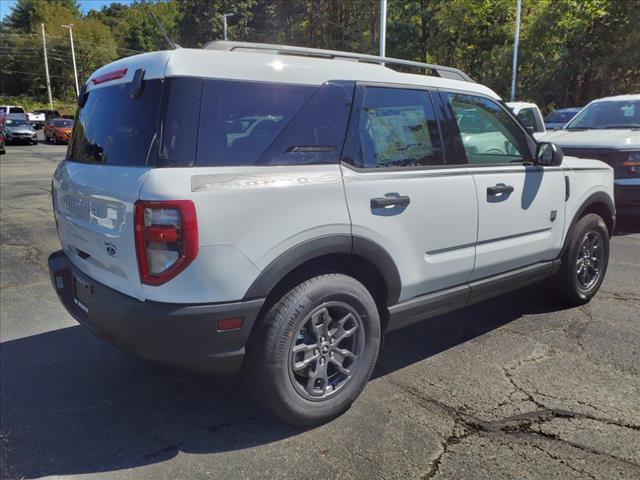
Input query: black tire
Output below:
<box><xmin>245</xmin><ymin>274</ymin><xmax>381</xmax><ymax>426</ymax></box>
<box><xmin>553</xmin><ymin>213</ymin><xmax>610</xmax><ymax>306</ymax></box>
<box><xmin>53</xmin><ymin>136</ymin><xmax>58</xmax><ymax>145</ymax></box>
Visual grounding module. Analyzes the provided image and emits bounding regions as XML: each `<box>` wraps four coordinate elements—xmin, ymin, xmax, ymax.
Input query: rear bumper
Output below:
<box><xmin>48</xmin><ymin>250</ymin><xmax>264</xmax><ymax>374</ymax></box>
<box><xmin>614</xmin><ymin>179</ymin><xmax>640</xmax><ymax>216</ymax></box>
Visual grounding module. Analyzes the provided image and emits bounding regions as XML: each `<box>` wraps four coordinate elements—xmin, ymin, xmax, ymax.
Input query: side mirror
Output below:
<box><xmin>536</xmin><ymin>142</ymin><xmax>563</xmax><ymax>166</ymax></box>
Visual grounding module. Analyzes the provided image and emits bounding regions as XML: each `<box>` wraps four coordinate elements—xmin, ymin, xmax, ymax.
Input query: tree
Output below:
<box><xmin>177</xmin><ymin>0</ymin><xmax>256</xmax><ymax>47</ymax></box>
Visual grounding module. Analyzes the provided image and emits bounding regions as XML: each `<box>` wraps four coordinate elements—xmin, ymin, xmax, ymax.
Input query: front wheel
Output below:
<box><xmin>553</xmin><ymin>213</ymin><xmax>610</xmax><ymax>306</ymax></box>
<box><xmin>245</xmin><ymin>274</ymin><xmax>381</xmax><ymax>426</ymax></box>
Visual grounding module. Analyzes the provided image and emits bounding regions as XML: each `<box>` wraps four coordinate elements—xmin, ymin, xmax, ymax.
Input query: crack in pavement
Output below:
<box><xmin>381</xmin><ymin>372</ymin><xmax>640</xmax><ymax>477</ymax></box>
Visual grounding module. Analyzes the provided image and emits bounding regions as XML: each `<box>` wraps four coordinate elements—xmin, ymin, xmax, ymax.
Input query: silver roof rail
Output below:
<box><xmin>203</xmin><ymin>40</ymin><xmax>474</xmax><ymax>83</ymax></box>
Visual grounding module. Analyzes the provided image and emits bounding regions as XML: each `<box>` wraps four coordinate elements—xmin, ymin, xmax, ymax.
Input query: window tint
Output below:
<box><xmin>516</xmin><ymin>108</ymin><xmax>536</xmax><ymax>130</ymax></box>
<box><xmin>197</xmin><ymin>80</ymin><xmax>316</xmax><ymax>166</ymax></box>
<box><xmin>9</xmin><ymin>107</ymin><xmax>25</xmax><ymax>113</ymax></box>
<box><xmin>157</xmin><ymin>77</ymin><xmax>202</xmax><ymax>167</ymax></box>
<box><xmin>258</xmin><ymin>81</ymin><xmax>354</xmax><ymax>165</ymax></box>
<box><xmin>447</xmin><ymin>93</ymin><xmax>530</xmax><ymax>165</ymax></box>
<box><xmin>69</xmin><ymin>79</ymin><xmax>162</xmax><ymax>165</ymax></box>
<box><xmin>346</xmin><ymin>87</ymin><xmax>443</xmax><ymax>168</ymax></box>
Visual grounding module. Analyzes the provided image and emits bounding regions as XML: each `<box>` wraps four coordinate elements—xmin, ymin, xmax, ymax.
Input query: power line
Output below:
<box><xmin>1</xmin><ymin>69</ymin><xmax>71</xmax><ymax>79</ymax></box>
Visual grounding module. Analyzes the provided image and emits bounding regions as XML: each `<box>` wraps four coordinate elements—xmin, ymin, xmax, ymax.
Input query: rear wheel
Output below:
<box><xmin>553</xmin><ymin>213</ymin><xmax>609</xmax><ymax>306</ymax></box>
<box><xmin>245</xmin><ymin>274</ymin><xmax>381</xmax><ymax>426</ymax></box>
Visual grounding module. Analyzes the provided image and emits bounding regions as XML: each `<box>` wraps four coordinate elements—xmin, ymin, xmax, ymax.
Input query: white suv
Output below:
<box><xmin>48</xmin><ymin>42</ymin><xmax>615</xmax><ymax>426</ymax></box>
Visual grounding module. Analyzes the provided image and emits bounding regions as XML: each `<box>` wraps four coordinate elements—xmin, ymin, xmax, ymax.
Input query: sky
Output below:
<box><xmin>0</xmin><ymin>0</ymin><xmax>136</xmax><ymax>21</ymax></box>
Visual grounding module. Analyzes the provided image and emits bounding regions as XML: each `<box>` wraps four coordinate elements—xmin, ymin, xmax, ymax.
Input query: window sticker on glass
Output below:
<box><xmin>365</xmin><ymin>106</ymin><xmax>433</xmax><ymax>164</ymax></box>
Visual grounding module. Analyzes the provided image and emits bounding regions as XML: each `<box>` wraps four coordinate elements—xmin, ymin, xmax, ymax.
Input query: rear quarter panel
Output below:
<box><xmin>139</xmin><ymin>165</ymin><xmax>350</xmax><ymax>303</ymax></box>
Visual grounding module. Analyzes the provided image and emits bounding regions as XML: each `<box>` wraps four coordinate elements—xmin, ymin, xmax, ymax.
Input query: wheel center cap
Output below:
<box><xmin>320</xmin><ymin>344</ymin><xmax>330</xmax><ymax>355</ymax></box>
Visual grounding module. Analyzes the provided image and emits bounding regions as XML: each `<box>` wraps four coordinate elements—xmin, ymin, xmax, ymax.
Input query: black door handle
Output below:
<box><xmin>371</xmin><ymin>195</ymin><xmax>411</xmax><ymax>208</ymax></box>
<box><xmin>487</xmin><ymin>184</ymin><xmax>514</xmax><ymax>195</ymax></box>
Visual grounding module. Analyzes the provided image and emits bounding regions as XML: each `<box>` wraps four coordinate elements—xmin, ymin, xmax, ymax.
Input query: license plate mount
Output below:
<box><xmin>73</xmin><ymin>274</ymin><xmax>92</xmax><ymax>314</ymax></box>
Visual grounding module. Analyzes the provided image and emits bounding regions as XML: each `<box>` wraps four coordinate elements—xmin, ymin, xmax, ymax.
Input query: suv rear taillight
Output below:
<box><xmin>134</xmin><ymin>200</ymin><xmax>198</xmax><ymax>286</ymax></box>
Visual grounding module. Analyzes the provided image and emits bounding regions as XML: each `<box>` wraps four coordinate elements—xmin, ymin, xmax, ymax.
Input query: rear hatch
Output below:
<box><xmin>52</xmin><ymin>63</ymin><xmax>166</xmax><ymax>300</ymax></box>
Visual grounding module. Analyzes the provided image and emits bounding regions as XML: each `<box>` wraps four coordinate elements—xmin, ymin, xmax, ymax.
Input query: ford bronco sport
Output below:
<box><xmin>49</xmin><ymin>41</ymin><xmax>615</xmax><ymax>426</ymax></box>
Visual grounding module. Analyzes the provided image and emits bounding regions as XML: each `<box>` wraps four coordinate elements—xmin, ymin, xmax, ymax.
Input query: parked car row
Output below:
<box><xmin>1</xmin><ymin>104</ymin><xmax>63</xmax><ymax>130</ymax></box>
<box><xmin>0</xmin><ymin>110</ymin><xmax>73</xmax><ymax>148</ymax></box>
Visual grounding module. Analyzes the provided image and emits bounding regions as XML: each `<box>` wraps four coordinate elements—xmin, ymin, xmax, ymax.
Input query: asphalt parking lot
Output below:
<box><xmin>1</xmin><ymin>135</ymin><xmax>639</xmax><ymax>480</ymax></box>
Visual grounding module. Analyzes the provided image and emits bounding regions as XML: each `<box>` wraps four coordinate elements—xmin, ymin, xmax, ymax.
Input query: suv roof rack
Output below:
<box><xmin>203</xmin><ymin>40</ymin><xmax>474</xmax><ymax>83</ymax></box>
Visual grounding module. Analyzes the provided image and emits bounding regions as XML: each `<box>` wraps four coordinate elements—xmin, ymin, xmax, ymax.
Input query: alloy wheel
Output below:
<box><xmin>576</xmin><ymin>230</ymin><xmax>604</xmax><ymax>290</ymax></box>
<box><xmin>289</xmin><ymin>301</ymin><xmax>365</xmax><ymax>401</ymax></box>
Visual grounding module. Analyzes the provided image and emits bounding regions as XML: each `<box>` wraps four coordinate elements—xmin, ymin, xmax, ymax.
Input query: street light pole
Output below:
<box><xmin>219</xmin><ymin>13</ymin><xmax>234</xmax><ymax>41</ymax></box>
<box><xmin>62</xmin><ymin>24</ymin><xmax>80</xmax><ymax>97</ymax></box>
<box><xmin>510</xmin><ymin>0</ymin><xmax>521</xmax><ymax>102</ymax></box>
<box><xmin>379</xmin><ymin>0</ymin><xmax>387</xmax><ymax>57</ymax></box>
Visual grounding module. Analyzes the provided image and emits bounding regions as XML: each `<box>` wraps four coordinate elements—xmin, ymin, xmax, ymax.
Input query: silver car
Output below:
<box><xmin>4</xmin><ymin>116</ymin><xmax>38</xmax><ymax>145</ymax></box>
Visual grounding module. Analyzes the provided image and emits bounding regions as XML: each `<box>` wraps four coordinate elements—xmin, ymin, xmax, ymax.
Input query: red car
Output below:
<box><xmin>44</xmin><ymin>118</ymin><xmax>73</xmax><ymax>144</ymax></box>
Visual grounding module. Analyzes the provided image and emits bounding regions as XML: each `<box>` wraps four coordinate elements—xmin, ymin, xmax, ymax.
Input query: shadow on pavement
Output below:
<box><xmin>1</xmin><ymin>289</ymin><xmax>563</xmax><ymax>478</ymax></box>
<box><xmin>614</xmin><ymin>215</ymin><xmax>640</xmax><ymax>236</ymax></box>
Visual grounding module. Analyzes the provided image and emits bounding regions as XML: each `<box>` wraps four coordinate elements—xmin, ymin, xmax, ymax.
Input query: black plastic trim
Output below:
<box><xmin>387</xmin><ymin>285</ymin><xmax>469</xmax><ymax>332</ymax></box>
<box><xmin>560</xmin><ymin>192</ymin><xmax>616</xmax><ymax>257</ymax></box>
<box><xmin>387</xmin><ymin>260</ymin><xmax>560</xmax><ymax>332</ymax></box>
<box><xmin>48</xmin><ymin>250</ymin><xmax>264</xmax><ymax>374</ymax></box>
<box><xmin>243</xmin><ymin>234</ymin><xmax>402</xmax><ymax>306</ymax></box>
<box><xmin>467</xmin><ymin>260</ymin><xmax>560</xmax><ymax>304</ymax></box>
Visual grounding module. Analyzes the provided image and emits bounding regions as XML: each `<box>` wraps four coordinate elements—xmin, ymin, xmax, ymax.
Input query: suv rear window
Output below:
<box><xmin>196</xmin><ymin>80</ymin><xmax>316</xmax><ymax>166</ymax></box>
<box><xmin>69</xmin><ymin>79</ymin><xmax>162</xmax><ymax>165</ymax></box>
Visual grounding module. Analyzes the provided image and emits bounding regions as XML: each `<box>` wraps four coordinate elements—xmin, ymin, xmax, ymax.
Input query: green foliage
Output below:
<box><xmin>1</xmin><ymin>0</ymin><xmax>638</xmax><ymax>109</ymax></box>
<box><xmin>0</xmin><ymin>95</ymin><xmax>76</xmax><ymax>115</ymax></box>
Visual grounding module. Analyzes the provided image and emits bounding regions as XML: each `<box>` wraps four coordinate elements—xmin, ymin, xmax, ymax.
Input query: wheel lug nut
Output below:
<box><xmin>320</xmin><ymin>336</ymin><xmax>325</xmax><ymax>342</ymax></box>
<box><xmin>314</xmin><ymin>349</ymin><xmax>319</xmax><ymax>355</ymax></box>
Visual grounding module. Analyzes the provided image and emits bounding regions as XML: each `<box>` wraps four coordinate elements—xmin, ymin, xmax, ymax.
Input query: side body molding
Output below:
<box><xmin>243</xmin><ymin>234</ymin><xmax>402</xmax><ymax>306</ymax></box>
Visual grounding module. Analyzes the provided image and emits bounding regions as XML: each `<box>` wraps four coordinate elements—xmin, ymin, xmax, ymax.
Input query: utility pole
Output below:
<box><xmin>510</xmin><ymin>0</ymin><xmax>521</xmax><ymax>102</ymax></box>
<box><xmin>219</xmin><ymin>13</ymin><xmax>233</xmax><ymax>41</ymax></box>
<box><xmin>379</xmin><ymin>0</ymin><xmax>387</xmax><ymax>57</ymax></box>
<box><xmin>62</xmin><ymin>24</ymin><xmax>79</xmax><ymax>97</ymax></box>
<box><xmin>40</xmin><ymin>23</ymin><xmax>53</xmax><ymax>109</ymax></box>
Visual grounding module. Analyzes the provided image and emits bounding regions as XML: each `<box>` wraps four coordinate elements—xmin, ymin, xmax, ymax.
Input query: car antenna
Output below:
<box><xmin>147</xmin><ymin>8</ymin><xmax>179</xmax><ymax>50</ymax></box>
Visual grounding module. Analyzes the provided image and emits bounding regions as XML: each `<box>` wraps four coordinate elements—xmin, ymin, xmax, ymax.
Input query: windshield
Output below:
<box><xmin>54</xmin><ymin>119</ymin><xmax>73</xmax><ymax>128</ymax></box>
<box><xmin>5</xmin><ymin>119</ymin><xmax>29</xmax><ymax>127</ymax></box>
<box><xmin>546</xmin><ymin>110</ymin><xmax>579</xmax><ymax>123</ymax></box>
<box><xmin>566</xmin><ymin>100</ymin><xmax>640</xmax><ymax>129</ymax></box>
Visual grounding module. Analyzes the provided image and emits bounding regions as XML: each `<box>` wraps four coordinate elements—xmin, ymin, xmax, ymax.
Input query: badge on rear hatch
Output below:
<box><xmin>105</xmin><ymin>241</ymin><xmax>117</xmax><ymax>257</ymax></box>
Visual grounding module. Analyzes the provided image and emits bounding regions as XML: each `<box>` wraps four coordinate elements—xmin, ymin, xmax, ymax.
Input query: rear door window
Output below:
<box><xmin>196</xmin><ymin>80</ymin><xmax>317</xmax><ymax>166</ymax></box>
<box><xmin>342</xmin><ymin>86</ymin><xmax>444</xmax><ymax>169</ymax></box>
